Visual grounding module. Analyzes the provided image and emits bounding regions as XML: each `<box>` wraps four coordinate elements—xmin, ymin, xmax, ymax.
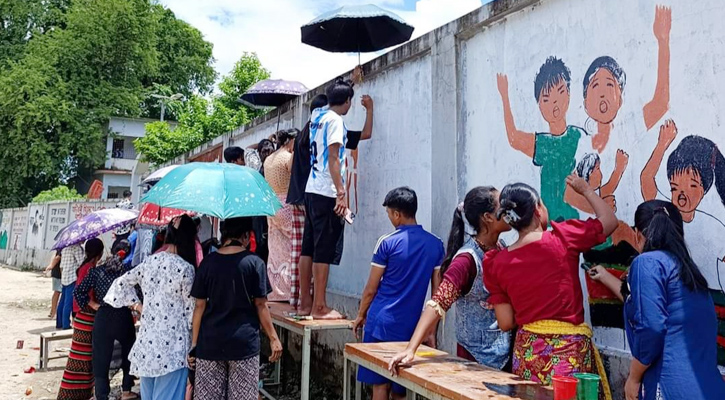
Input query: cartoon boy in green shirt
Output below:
<box><xmin>497</xmin><ymin>57</ymin><xmax>586</xmax><ymax>222</ymax></box>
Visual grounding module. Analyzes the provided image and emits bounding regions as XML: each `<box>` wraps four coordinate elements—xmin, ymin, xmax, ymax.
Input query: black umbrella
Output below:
<box><xmin>240</xmin><ymin>79</ymin><xmax>308</xmax><ymax>130</ymax></box>
<box><xmin>301</xmin><ymin>4</ymin><xmax>414</xmax><ymax>63</ymax></box>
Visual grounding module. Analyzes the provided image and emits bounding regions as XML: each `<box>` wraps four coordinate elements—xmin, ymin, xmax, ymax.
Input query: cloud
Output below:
<box><xmin>160</xmin><ymin>0</ymin><xmax>485</xmax><ymax>90</ymax></box>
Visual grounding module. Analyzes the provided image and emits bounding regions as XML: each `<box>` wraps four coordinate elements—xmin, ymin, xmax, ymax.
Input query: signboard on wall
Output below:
<box><xmin>46</xmin><ymin>204</ymin><xmax>70</xmax><ymax>249</ymax></box>
<box><xmin>70</xmin><ymin>201</ymin><xmax>115</xmax><ymax>221</ymax></box>
<box><xmin>26</xmin><ymin>204</ymin><xmax>46</xmax><ymax>249</ymax></box>
<box><xmin>0</xmin><ymin>210</ymin><xmax>12</xmax><ymax>250</ymax></box>
<box><xmin>189</xmin><ymin>145</ymin><xmax>223</xmax><ymax>163</ymax></box>
<box><xmin>11</xmin><ymin>209</ymin><xmax>27</xmax><ymax>250</ymax></box>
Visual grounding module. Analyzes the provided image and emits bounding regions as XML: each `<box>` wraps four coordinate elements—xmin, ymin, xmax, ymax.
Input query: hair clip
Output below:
<box><xmin>503</xmin><ymin>209</ymin><xmax>521</xmax><ymax>224</ymax></box>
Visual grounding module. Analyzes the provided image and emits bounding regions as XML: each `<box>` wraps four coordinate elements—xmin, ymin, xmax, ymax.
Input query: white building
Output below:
<box><xmin>94</xmin><ymin>117</ymin><xmax>176</xmax><ymax>201</ymax></box>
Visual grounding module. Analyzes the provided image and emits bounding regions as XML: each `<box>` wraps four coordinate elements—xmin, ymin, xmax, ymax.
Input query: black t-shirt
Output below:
<box><xmin>190</xmin><ymin>250</ymin><xmax>272</xmax><ymax>361</ymax></box>
<box><xmin>286</xmin><ymin>120</ymin><xmax>363</xmax><ymax>206</ymax></box>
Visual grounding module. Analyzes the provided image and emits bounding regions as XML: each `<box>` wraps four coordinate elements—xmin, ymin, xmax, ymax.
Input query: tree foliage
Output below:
<box><xmin>32</xmin><ymin>186</ymin><xmax>85</xmax><ymax>203</ymax></box>
<box><xmin>0</xmin><ymin>0</ymin><xmax>216</xmax><ymax>208</ymax></box>
<box><xmin>135</xmin><ymin>52</ymin><xmax>270</xmax><ymax>165</ymax></box>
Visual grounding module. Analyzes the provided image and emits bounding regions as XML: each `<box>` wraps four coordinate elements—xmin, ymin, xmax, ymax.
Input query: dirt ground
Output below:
<box><xmin>0</xmin><ymin>266</ymin><xmax>338</xmax><ymax>400</ymax></box>
<box><xmin>0</xmin><ymin>266</ymin><xmax>137</xmax><ymax>400</ymax></box>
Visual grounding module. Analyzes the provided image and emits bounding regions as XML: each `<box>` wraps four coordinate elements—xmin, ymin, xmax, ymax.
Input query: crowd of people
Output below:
<box><xmin>45</xmin><ymin>67</ymin><xmax>725</xmax><ymax>400</ymax></box>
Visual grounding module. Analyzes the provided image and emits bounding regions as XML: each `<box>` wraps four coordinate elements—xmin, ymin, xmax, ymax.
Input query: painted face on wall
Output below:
<box><xmin>669</xmin><ymin>168</ymin><xmax>705</xmax><ymax>214</ymax></box>
<box><xmin>537</xmin><ymin>78</ymin><xmax>570</xmax><ymax>124</ymax></box>
<box><xmin>589</xmin><ymin>161</ymin><xmax>604</xmax><ymax>189</ymax></box>
<box><xmin>584</xmin><ymin>68</ymin><xmax>623</xmax><ymax>124</ymax></box>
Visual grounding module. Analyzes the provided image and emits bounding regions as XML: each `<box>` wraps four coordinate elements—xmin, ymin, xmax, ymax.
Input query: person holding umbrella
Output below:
<box><xmin>104</xmin><ymin>215</ymin><xmax>198</xmax><ymax>400</ymax></box>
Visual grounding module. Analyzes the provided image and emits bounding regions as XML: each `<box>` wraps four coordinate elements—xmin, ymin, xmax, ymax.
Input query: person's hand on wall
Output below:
<box><xmin>603</xmin><ymin>195</ymin><xmax>617</xmax><ymax>212</ymax></box>
<box><xmin>658</xmin><ymin>119</ymin><xmax>677</xmax><ymax>148</ymax></box>
<box><xmin>361</xmin><ymin>95</ymin><xmax>373</xmax><ymax>111</ymax></box>
<box><xmin>653</xmin><ymin>5</ymin><xmax>671</xmax><ymax>44</ymax></box>
<box><xmin>588</xmin><ymin>265</ymin><xmax>613</xmax><ymax>282</ymax></box>
<box><xmin>566</xmin><ymin>173</ymin><xmax>594</xmax><ymax>196</ymax></box>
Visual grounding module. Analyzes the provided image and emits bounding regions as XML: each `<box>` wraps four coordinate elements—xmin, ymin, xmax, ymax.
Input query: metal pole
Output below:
<box><xmin>160</xmin><ymin>102</ymin><xmax>166</xmax><ymax>122</ymax></box>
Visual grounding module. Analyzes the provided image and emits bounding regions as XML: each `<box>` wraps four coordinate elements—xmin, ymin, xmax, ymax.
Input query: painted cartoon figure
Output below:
<box><xmin>345</xmin><ymin>148</ymin><xmax>359</xmax><ymax>215</ymax></box>
<box><xmin>641</xmin><ymin>119</ymin><xmax>725</xmax><ymax>292</ymax></box>
<box><xmin>585</xmin><ymin>5</ymin><xmax>671</xmax><ymax>152</ymax></box>
<box><xmin>576</xmin><ymin>151</ymin><xmax>637</xmax><ymax>247</ymax></box>
<box><xmin>567</xmin><ymin>6</ymin><xmax>671</xmax><ymax>214</ymax></box>
<box><xmin>497</xmin><ymin>57</ymin><xmax>585</xmax><ymax>222</ymax></box>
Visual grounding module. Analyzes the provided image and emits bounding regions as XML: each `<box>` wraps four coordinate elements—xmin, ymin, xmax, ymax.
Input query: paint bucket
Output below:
<box><xmin>552</xmin><ymin>375</ymin><xmax>578</xmax><ymax>400</ymax></box>
<box><xmin>573</xmin><ymin>373</ymin><xmax>600</xmax><ymax>400</ymax></box>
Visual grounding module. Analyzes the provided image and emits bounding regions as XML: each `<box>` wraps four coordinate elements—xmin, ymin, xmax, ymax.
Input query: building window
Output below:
<box><xmin>112</xmin><ymin>139</ymin><xmax>125</xmax><ymax>158</ymax></box>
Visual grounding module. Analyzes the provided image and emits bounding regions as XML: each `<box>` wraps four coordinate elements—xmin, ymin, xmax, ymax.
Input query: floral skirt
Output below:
<box><xmin>267</xmin><ymin>195</ymin><xmax>293</xmax><ymax>302</ymax></box>
<box><xmin>57</xmin><ymin>309</ymin><xmax>96</xmax><ymax>400</ymax></box>
<box><xmin>512</xmin><ymin>328</ymin><xmax>593</xmax><ymax>385</ymax></box>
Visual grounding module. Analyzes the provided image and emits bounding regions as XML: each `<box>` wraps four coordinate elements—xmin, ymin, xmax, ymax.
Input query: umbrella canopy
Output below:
<box><xmin>240</xmin><ymin>79</ymin><xmax>308</xmax><ymax>109</ymax></box>
<box><xmin>142</xmin><ymin>164</ymin><xmax>181</xmax><ymax>185</ymax></box>
<box><xmin>137</xmin><ymin>203</ymin><xmax>195</xmax><ymax>227</ymax></box>
<box><xmin>52</xmin><ymin>208</ymin><xmax>139</xmax><ymax>250</ymax></box>
<box><xmin>141</xmin><ymin>162</ymin><xmax>282</xmax><ymax>220</ymax></box>
<box><xmin>301</xmin><ymin>4</ymin><xmax>414</xmax><ymax>53</ymax></box>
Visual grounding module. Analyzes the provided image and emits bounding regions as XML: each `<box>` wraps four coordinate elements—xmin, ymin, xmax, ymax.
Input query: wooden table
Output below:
<box><xmin>266</xmin><ymin>303</ymin><xmax>353</xmax><ymax>400</ymax></box>
<box><xmin>344</xmin><ymin>342</ymin><xmax>554</xmax><ymax>400</ymax></box>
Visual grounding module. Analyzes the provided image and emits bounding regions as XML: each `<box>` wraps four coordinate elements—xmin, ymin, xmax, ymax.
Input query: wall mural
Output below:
<box><xmin>490</xmin><ymin>4</ymin><xmax>725</xmax><ymax>365</ymax></box>
<box><xmin>0</xmin><ymin>211</ymin><xmax>11</xmax><ymax>250</ymax></box>
<box><xmin>26</xmin><ymin>205</ymin><xmax>46</xmax><ymax>250</ymax></box>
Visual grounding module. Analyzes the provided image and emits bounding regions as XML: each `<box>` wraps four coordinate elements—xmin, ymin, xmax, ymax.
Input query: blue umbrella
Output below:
<box><xmin>141</xmin><ymin>162</ymin><xmax>282</xmax><ymax>220</ymax></box>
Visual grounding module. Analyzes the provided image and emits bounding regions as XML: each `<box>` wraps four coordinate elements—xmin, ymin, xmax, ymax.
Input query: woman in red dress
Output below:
<box><xmin>57</xmin><ymin>238</ymin><xmax>104</xmax><ymax>400</ymax></box>
<box><xmin>483</xmin><ymin>175</ymin><xmax>617</xmax><ymax>399</ymax></box>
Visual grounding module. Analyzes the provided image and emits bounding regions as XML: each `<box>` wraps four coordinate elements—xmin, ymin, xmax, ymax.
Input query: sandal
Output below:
<box><xmin>121</xmin><ymin>392</ymin><xmax>140</xmax><ymax>400</ymax></box>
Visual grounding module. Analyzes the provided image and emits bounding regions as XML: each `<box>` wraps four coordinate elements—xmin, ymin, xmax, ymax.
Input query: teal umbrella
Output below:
<box><xmin>141</xmin><ymin>162</ymin><xmax>282</xmax><ymax>220</ymax></box>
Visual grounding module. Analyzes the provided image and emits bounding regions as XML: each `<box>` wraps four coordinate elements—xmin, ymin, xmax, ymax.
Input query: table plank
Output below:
<box><xmin>345</xmin><ymin>342</ymin><xmax>553</xmax><ymax>400</ymax></box>
<box><xmin>267</xmin><ymin>302</ymin><xmax>353</xmax><ymax>330</ymax></box>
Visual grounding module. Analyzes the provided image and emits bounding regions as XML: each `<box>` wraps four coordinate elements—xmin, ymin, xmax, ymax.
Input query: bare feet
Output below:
<box><xmin>312</xmin><ymin>306</ymin><xmax>345</xmax><ymax>320</ymax></box>
<box><xmin>297</xmin><ymin>305</ymin><xmax>312</xmax><ymax>316</ymax></box>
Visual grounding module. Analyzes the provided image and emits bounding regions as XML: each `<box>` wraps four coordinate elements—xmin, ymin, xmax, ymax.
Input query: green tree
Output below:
<box><xmin>135</xmin><ymin>52</ymin><xmax>270</xmax><ymax>165</ymax></box>
<box><xmin>32</xmin><ymin>186</ymin><xmax>85</xmax><ymax>203</ymax></box>
<box><xmin>0</xmin><ymin>0</ymin><xmax>216</xmax><ymax>208</ymax></box>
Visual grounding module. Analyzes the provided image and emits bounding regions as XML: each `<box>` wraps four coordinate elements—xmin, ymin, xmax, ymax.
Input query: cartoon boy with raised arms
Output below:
<box><xmin>497</xmin><ymin>57</ymin><xmax>586</xmax><ymax>222</ymax></box>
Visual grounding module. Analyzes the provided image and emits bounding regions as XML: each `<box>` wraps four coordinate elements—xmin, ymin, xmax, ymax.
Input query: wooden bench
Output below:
<box><xmin>344</xmin><ymin>342</ymin><xmax>554</xmax><ymax>400</ymax></box>
<box><xmin>39</xmin><ymin>329</ymin><xmax>74</xmax><ymax>370</ymax></box>
<box><xmin>39</xmin><ymin>322</ymin><xmax>141</xmax><ymax>370</ymax></box>
<box><xmin>264</xmin><ymin>303</ymin><xmax>353</xmax><ymax>400</ymax></box>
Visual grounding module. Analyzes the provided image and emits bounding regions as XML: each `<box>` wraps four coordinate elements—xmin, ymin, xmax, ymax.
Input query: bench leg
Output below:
<box><xmin>43</xmin><ymin>338</ymin><xmax>50</xmax><ymax>371</ymax></box>
<box><xmin>301</xmin><ymin>328</ymin><xmax>311</xmax><ymax>400</ymax></box>
<box><xmin>343</xmin><ymin>356</ymin><xmax>349</xmax><ymax>400</ymax></box>
<box><xmin>355</xmin><ymin>363</ymin><xmax>361</xmax><ymax>400</ymax></box>
<box><xmin>38</xmin><ymin>337</ymin><xmax>44</xmax><ymax>370</ymax></box>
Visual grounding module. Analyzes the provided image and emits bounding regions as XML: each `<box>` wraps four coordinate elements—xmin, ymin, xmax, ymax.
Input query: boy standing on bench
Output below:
<box><xmin>352</xmin><ymin>187</ymin><xmax>444</xmax><ymax>400</ymax></box>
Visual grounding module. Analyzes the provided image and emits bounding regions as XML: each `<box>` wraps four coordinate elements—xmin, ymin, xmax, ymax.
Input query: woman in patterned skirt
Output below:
<box><xmin>57</xmin><ymin>238</ymin><xmax>104</xmax><ymax>400</ymax></box>
<box><xmin>263</xmin><ymin>128</ymin><xmax>298</xmax><ymax>301</ymax></box>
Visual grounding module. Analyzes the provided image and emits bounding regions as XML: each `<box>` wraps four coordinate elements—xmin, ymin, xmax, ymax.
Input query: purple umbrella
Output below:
<box><xmin>240</xmin><ymin>79</ymin><xmax>308</xmax><ymax>130</ymax></box>
<box><xmin>52</xmin><ymin>208</ymin><xmax>139</xmax><ymax>250</ymax></box>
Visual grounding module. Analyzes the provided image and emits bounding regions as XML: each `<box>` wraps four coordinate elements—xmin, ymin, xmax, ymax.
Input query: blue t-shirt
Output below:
<box><xmin>365</xmin><ymin>225</ymin><xmax>445</xmax><ymax>341</ymax></box>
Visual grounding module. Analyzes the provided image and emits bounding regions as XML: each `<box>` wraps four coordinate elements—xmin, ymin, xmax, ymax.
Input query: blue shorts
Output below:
<box><xmin>356</xmin><ymin>331</ymin><xmax>405</xmax><ymax>395</ymax></box>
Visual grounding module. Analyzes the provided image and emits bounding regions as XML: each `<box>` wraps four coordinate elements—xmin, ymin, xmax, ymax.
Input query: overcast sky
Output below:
<box><xmin>160</xmin><ymin>0</ymin><xmax>491</xmax><ymax>90</ymax></box>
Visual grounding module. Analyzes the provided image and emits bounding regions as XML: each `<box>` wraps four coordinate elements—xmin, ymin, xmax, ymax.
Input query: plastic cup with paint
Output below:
<box><xmin>552</xmin><ymin>375</ymin><xmax>577</xmax><ymax>400</ymax></box>
<box><xmin>573</xmin><ymin>373</ymin><xmax>600</xmax><ymax>400</ymax></box>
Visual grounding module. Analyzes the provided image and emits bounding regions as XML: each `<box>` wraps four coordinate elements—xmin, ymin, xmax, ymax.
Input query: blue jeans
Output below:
<box><xmin>56</xmin><ymin>283</ymin><xmax>75</xmax><ymax>329</ymax></box>
<box><xmin>140</xmin><ymin>368</ymin><xmax>188</xmax><ymax>400</ymax></box>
